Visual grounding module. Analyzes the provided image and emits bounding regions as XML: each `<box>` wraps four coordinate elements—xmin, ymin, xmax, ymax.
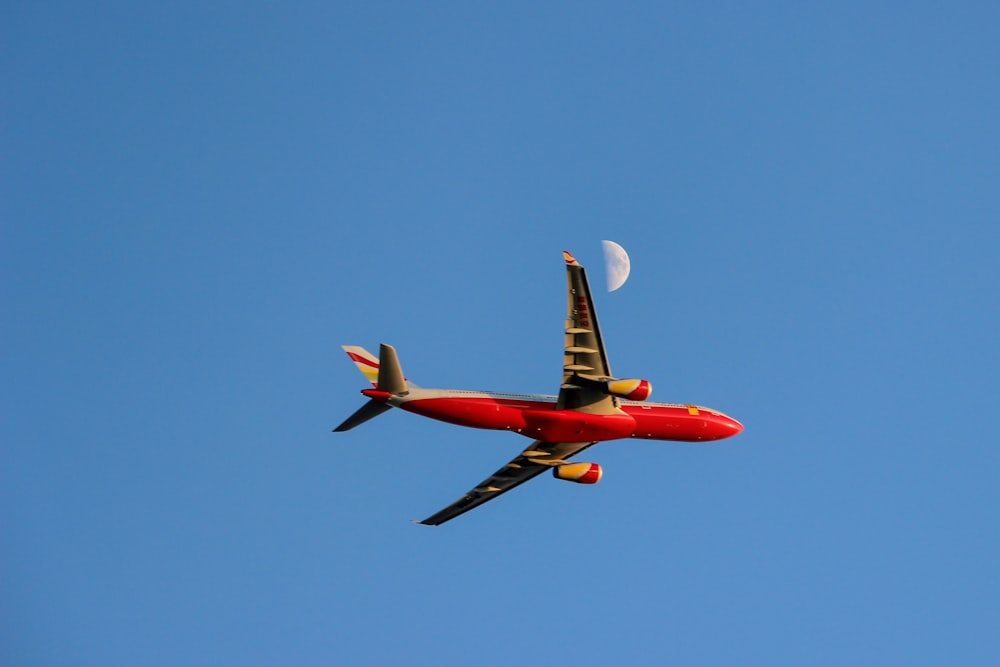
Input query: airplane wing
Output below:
<box><xmin>419</xmin><ymin>252</ymin><xmax>612</xmax><ymax>526</ymax></box>
<box><xmin>558</xmin><ymin>251</ymin><xmax>618</xmax><ymax>414</ymax></box>
<box><xmin>418</xmin><ymin>440</ymin><xmax>596</xmax><ymax>526</ymax></box>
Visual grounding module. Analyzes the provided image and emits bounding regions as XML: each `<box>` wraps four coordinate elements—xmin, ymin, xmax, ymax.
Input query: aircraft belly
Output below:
<box><xmin>401</xmin><ymin>397</ymin><xmax>529</xmax><ymax>431</ymax></box>
<box><xmin>520</xmin><ymin>409</ymin><xmax>635</xmax><ymax>442</ymax></box>
<box><xmin>626</xmin><ymin>405</ymin><xmax>741</xmax><ymax>441</ymax></box>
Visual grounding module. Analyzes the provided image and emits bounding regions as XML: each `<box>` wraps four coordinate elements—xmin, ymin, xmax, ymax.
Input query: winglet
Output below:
<box><xmin>563</xmin><ymin>250</ymin><xmax>580</xmax><ymax>266</ymax></box>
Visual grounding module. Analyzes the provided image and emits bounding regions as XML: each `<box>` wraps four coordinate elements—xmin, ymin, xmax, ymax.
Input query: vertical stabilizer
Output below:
<box><xmin>342</xmin><ymin>346</ymin><xmax>379</xmax><ymax>385</ymax></box>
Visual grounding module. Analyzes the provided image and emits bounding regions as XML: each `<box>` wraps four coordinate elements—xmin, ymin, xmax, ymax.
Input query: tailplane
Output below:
<box><xmin>334</xmin><ymin>344</ymin><xmax>410</xmax><ymax>432</ymax></box>
<box><xmin>373</xmin><ymin>344</ymin><xmax>407</xmax><ymax>396</ymax></box>
<box><xmin>333</xmin><ymin>399</ymin><xmax>391</xmax><ymax>432</ymax></box>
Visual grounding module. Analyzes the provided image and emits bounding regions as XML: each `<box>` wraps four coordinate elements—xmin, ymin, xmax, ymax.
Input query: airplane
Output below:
<box><xmin>334</xmin><ymin>250</ymin><xmax>743</xmax><ymax>525</ymax></box>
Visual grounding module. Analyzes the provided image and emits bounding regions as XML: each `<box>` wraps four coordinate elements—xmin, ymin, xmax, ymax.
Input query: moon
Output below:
<box><xmin>602</xmin><ymin>240</ymin><xmax>631</xmax><ymax>292</ymax></box>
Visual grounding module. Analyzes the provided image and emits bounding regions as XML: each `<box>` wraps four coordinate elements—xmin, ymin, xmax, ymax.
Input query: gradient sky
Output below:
<box><xmin>4</xmin><ymin>3</ymin><xmax>999</xmax><ymax>665</ymax></box>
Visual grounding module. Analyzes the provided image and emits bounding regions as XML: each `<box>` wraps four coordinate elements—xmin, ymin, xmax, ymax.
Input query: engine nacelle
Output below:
<box><xmin>553</xmin><ymin>462</ymin><xmax>603</xmax><ymax>484</ymax></box>
<box><xmin>604</xmin><ymin>378</ymin><xmax>653</xmax><ymax>401</ymax></box>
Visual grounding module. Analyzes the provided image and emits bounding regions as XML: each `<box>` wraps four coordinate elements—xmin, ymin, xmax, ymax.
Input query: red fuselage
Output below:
<box><xmin>374</xmin><ymin>388</ymin><xmax>743</xmax><ymax>443</ymax></box>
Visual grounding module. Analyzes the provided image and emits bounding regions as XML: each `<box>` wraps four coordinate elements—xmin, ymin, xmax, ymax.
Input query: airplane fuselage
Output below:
<box><xmin>364</xmin><ymin>387</ymin><xmax>743</xmax><ymax>443</ymax></box>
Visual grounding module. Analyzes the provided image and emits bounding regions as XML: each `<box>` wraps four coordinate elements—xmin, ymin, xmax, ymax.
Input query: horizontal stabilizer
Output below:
<box><xmin>333</xmin><ymin>399</ymin><xmax>392</xmax><ymax>432</ymax></box>
<box><xmin>377</xmin><ymin>344</ymin><xmax>407</xmax><ymax>395</ymax></box>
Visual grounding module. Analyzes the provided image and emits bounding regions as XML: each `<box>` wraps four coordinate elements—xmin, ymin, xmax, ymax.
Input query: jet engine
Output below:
<box><xmin>604</xmin><ymin>378</ymin><xmax>653</xmax><ymax>401</ymax></box>
<box><xmin>553</xmin><ymin>462</ymin><xmax>603</xmax><ymax>484</ymax></box>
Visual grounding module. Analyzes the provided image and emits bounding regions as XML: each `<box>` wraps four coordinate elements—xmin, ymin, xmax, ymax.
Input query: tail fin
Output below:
<box><xmin>341</xmin><ymin>344</ymin><xmax>412</xmax><ymax>393</ymax></box>
<box><xmin>334</xmin><ymin>344</ymin><xmax>410</xmax><ymax>432</ymax></box>
<box><xmin>342</xmin><ymin>345</ymin><xmax>380</xmax><ymax>386</ymax></box>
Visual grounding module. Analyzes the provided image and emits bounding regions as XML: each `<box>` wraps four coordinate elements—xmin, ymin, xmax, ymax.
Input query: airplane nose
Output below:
<box><xmin>727</xmin><ymin>416</ymin><xmax>744</xmax><ymax>434</ymax></box>
<box><xmin>717</xmin><ymin>414</ymin><xmax>743</xmax><ymax>438</ymax></box>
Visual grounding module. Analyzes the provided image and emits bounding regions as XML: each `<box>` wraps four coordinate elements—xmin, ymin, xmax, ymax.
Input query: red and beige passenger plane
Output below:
<box><xmin>335</xmin><ymin>251</ymin><xmax>743</xmax><ymax>525</ymax></box>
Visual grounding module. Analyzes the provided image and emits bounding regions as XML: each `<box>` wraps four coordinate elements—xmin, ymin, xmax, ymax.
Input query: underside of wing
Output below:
<box><xmin>559</xmin><ymin>251</ymin><xmax>618</xmax><ymax>414</ymax></box>
<box><xmin>418</xmin><ymin>440</ymin><xmax>596</xmax><ymax>526</ymax></box>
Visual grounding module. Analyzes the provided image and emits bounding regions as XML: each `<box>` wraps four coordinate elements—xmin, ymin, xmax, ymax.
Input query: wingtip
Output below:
<box><xmin>563</xmin><ymin>250</ymin><xmax>579</xmax><ymax>266</ymax></box>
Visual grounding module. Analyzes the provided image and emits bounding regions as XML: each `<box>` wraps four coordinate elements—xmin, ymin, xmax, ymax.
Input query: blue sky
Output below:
<box><xmin>3</xmin><ymin>2</ymin><xmax>999</xmax><ymax>665</ymax></box>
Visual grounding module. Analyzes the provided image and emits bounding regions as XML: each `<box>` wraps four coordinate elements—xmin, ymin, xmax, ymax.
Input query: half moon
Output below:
<box><xmin>602</xmin><ymin>240</ymin><xmax>631</xmax><ymax>292</ymax></box>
